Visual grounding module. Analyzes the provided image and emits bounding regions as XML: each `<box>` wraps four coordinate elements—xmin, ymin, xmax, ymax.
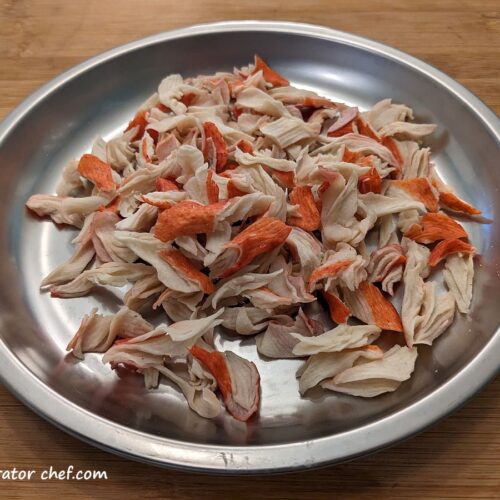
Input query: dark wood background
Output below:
<box><xmin>0</xmin><ymin>1</ymin><xmax>498</xmax><ymax>497</ymax></box>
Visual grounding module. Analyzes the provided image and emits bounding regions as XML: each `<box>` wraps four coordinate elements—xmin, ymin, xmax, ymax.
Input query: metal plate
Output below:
<box><xmin>0</xmin><ymin>21</ymin><xmax>498</xmax><ymax>474</ymax></box>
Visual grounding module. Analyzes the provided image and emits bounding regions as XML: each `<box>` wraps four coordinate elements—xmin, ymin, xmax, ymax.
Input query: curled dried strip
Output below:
<box><xmin>203</xmin><ymin>122</ymin><xmax>228</xmax><ymax>173</ymax></box>
<box><xmin>343</xmin><ymin>281</ymin><xmax>403</xmax><ymax>333</ymax></box>
<box><xmin>438</xmin><ymin>190</ymin><xmax>482</xmax><ymax>216</ymax></box>
<box><xmin>327</xmin><ymin>107</ymin><xmax>358</xmax><ymax>136</ymax></box>
<box><xmin>155</xmin><ymin>178</ymin><xmax>180</xmax><ymax>192</ymax></box>
<box><xmin>77</xmin><ymin>154</ymin><xmax>116</xmax><ymax>192</ymax></box>
<box><xmin>443</xmin><ymin>253</ymin><xmax>474</xmax><ymax>314</ymax></box>
<box><xmin>429</xmin><ymin>238</ymin><xmax>475</xmax><ymax>267</ymax></box>
<box><xmin>190</xmin><ymin>346</ymin><xmax>260</xmax><ymax>421</ymax></box>
<box><xmin>205</xmin><ymin>170</ymin><xmax>220</xmax><ymax>204</ymax></box>
<box><xmin>214</xmin><ymin>217</ymin><xmax>292</xmax><ymax>278</ymax></box>
<box><xmin>298</xmin><ymin>345</ymin><xmax>384</xmax><ymax>395</ymax></box>
<box><xmin>154</xmin><ymin>200</ymin><xmax>225</xmax><ymax>242</ymax></box>
<box><xmin>67</xmin><ymin>307</ymin><xmax>153</xmax><ymax>359</ymax></box>
<box><xmin>358</xmin><ymin>166</ymin><xmax>382</xmax><ymax>194</ymax></box>
<box><xmin>322</xmin><ymin>291</ymin><xmax>351</xmax><ymax>324</ymax></box>
<box><xmin>256</xmin><ymin>309</ymin><xmax>325</xmax><ymax>359</ymax></box>
<box><xmin>291</xmin><ymin>324</ymin><xmax>381</xmax><ymax>356</ymax></box>
<box><xmin>124</xmin><ymin>110</ymin><xmax>148</xmax><ymax>141</ymax></box>
<box><xmin>321</xmin><ymin>345</ymin><xmax>418</xmax><ymax>397</ymax></box>
<box><xmin>404</xmin><ymin>212</ymin><xmax>468</xmax><ymax>244</ymax></box>
<box><xmin>390</xmin><ymin>178</ymin><xmax>439</xmax><ymax>212</ymax></box>
<box><xmin>287</xmin><ymin>185</ymin><xmax>321</xmax><ymax>232</ymax></box>
<box><xmin>308</xmin><ymin>259</ymin><xmax>353</xmax><ymax>292</ymax></box>
<box><xmin>367</xmin><ymin>244</ymin><xmax>406</xmax><ymax>296</ymax></box>
<box><xmin>158</xmin><ymin>248</ymin><xmax>214</xmax><ymax>294</ymax></box>
<box><xmin>253</xmin><ymin>55</ymin><xmax>289</xmax><ymax>87</ymax></box>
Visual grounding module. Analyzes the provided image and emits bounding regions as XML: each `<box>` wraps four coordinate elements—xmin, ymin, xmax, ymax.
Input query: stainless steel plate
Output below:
<box><xmin>0</xmin><ymin>21</ymin><xmax>498</xmax><ymax>474</ymax></box>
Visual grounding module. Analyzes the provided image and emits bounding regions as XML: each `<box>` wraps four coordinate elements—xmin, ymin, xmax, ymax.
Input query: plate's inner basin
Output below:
<box><xmin>1</xmin><ymin>31</ymin><xmax>498</xmax><ymax>447</ymax></box>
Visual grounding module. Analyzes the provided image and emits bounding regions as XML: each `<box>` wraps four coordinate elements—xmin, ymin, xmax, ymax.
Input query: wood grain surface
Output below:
<box><xmin>0</xmin><ymin>1</ymin><xmax>499</xmax><ymax>498</ymax></box>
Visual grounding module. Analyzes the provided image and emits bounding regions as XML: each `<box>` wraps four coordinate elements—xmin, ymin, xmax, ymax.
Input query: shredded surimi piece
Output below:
<box><xmin>26</xmin><ymin>55</ymin><xmax>486</xmax><ymax>422</ymax></box>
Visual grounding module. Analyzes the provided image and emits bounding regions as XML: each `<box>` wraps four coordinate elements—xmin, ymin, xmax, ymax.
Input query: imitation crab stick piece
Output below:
<box><xmin>140</xmin><ymin>193</ymin><xmax>175</xmax><ymax>210</ymax></box>
<box><xmin>326</xmin><ymin>107</ymin><xmax>358</xmax><ymax>137</ymax></box>
<box><xmin>438</xmin><ymin>191</ymin><xmax>482</xmax><ymax>215</ymax></box>
<box><xmin>308</xmin><ymin>260</ymin><xmax>354</xmax><ymax>292</ymax></box>
<box><xmin>297</xmin><ymin>96</ymin><xmax>336</xmax><ymax>109</ymax></box>
<box><xmin>98</xmin><ymin>196</ymin><xmax>121</xmax><ymax>213</ymax></box>
<box><xmin>253</xmin><ymin>55</ymin><xmax>289</xmax><ymax>87</ymax></box>
<box><xmin>189</xmin><ymin>346</ymin><xmax>260</xmax><ymax>422</ymax></box>
<box><xmin>206</xmin><ymin>170</ymin><xmax>220</xmax><ymax>204</ymax></box>
<box><xmin>203</xmin><ymin>122</ymin><xmax>228</xmax><ymax>173</ymax></box>
<box><xmin>404</xmin><ymin>212</ymin><xmax>468</xmax><ymax>244</ymax></box>
<box><xmin>236</xmin><ymin>139</ymin><xmax>254</xmax><ymax>153</ymax></box>
<box><xmin>124</xmin><ymin>110</ymin><xmax>148</xmax><ymax>141</ymax></box>
<box><xmin>342</xmin><ymin>147</ymin><xmax>364</xmax><ymax>163</ymax></box>
<box><xmin>381</xmin><ymin>136</ymin><xmax>403</xmax><ymax>167</ymax></box>
<box><xmin>218</xmin><ymin>217</ymin><xmax>292</xmax><ymax>278</ymax></box>
<box><xmin>358</xmin><ymin>166</ymin><xmax>382</xmax><ymax>194</ymax></box>
<box><xmin>155</xmin><ymin>178</ymin><xmax>180</xmax><ymax>192</ymax></box>
<box><xmin>323</xmin><ymin>291</ymin><xmax>351</xmax><ymax>324</ymax></box>
<box><xmin>158</xmin><ymin>248</ymin><xmax>214</xmax><ymax>294</ymax></box>
<box><xmin>368</xmin><ymin>244</ymin><xmax>407</xmax><ymax>296</ymax></box>
<box><xmin>287</xmin><ymin>186</ymin><xmax>321</xmax><ymax>232</ymax></box>
<box><xmin>350</xmin><ymin>281</ymin><xmax>403</xmax><ymax>333</ymax></box>
<box><xmin>355</xmin><ymin>117</ymin><xmax>380</xmax><ymax>141</ymax></box>
<box><xmin>391</xmin><ymin>178</ymin><xmax>439</xmax><ymax>212</ymax></box>
<box><xmin>272</xmin><ymin>170</ymin><xmax>295</xmax><ymax>189</ymax></box>
<box><xmin>428</xmin><ymin>238</ymin><xmax>475</xmax><ymax>267</ymax></box>
<box><xmin>180</xmin><ymin>92</ymin><xmax>196</xmax><ymax>107</ymax></box>
<box><xmin>328</xmin><ymin>121</ymin><xmax>354</xmax><ymax>137</ymax></box>
<box><xmin>154</xmin><ymin>200</ymin><xmax>225</xmax><ymax>242</ymax></box>
<box><xmin>226</xmin><ymin>180</ymin><xmax>248</xmax><ymax>199</ymax></box>
<box><xmin>77</xmin><ymin>154</ymin><xmax>115</xmax><ymax>192</ymax></box>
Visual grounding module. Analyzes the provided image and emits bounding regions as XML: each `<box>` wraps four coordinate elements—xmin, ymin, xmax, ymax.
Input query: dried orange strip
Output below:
<box><xmin>226</xmin><ymin>180</ymin><xmax>248</xmax><ymax>199</ymax></box>
<box><xmin>189</xmin><ymin>345</ymin><xmax>260</xmax><ymax>422</ymax></box>
<box><xmin>287</xmin><ymin>186</ymin><xmax>320</xmax><ymax>232</ymax></box>
<box><xmin>356</xmin><ymin>117</ymin><xmax>380</xmax><ymax>141</ymax></box>
<box><xmin>203</xmin><ymin>122</ymin><xmax>228</xmax><ymax>173</ymax></box>
<box><xmin>308</xmin><ymin>260</ymin><xmax>353</xmax><ymax>292</ymax></box>
<box><xmin>236</xmin><ymin>139</ymin><xmax>253</xmax><ymax>153</ymax></box>
<box><xmin>154</xmin><ymin>200</ymin><xmax>225</xmax><ymax>242</ymax></box>
<box><xmin>220</xmin><ymin>217</ymin><xmax>292</xmax><ymax>278</ymax></box>
<box><xmin>358</xmin><ymin>281</ymin><xmax>403</xmax><ymax>333</ymax></box>
<box><xmin>190</xmin><ymin>346</ymin><xmax>232</xmax><ymax>398</ymax></box>
<box><xmin>124</xmin><ymin>110</ymin><xmax>147</xmax><ymax>141</ymax></box>
<box><xmin>299</xmin><ymin>96</ymin><xmax>336</xmax><ymax>108</ymax></box>
<box><xmin>438</xmin><ymin>191</ymin><xmax>481</xmax><ymax>215</ymax></box>
<box><xmin>180</xmin><ymin>92</ymin><xmax>196</xmax><ymax>107</ymax></box>
<box><xmin>405</xmin><ymin>212</ymin><xmax>468</xmax><ymax>244</ymax></box>
<box><xmin>140</xmin><ymin>195</ymin><xmax>172</xmax><ymax>210</ymax></box>
<box><xmin>328</xmin><ymin>121</ymin><xmax>354</xmax><ymax>138</ymax></box>
<box><xmin>428</xmin><ymin>238</ymin><xmax>475</xmax><ymax>267</ymax></box>
<box><xmin>253</xmin><ymin>55</ymin><xmax>289</xmax><ymax>87</ymax></box>
<box><xmin>381</xmin><ymin>136</ymin><xmax>403</xmax><ymax>167</ymax></box>
<box><xmin>272</xmin><ymin>170</ymin><xmax>295</xmax><ymax>189</ymax></box>
<box><xmin>206</xmin><ymin>170</ymin><xmax>220</xmax><ymax>204</ymax></box>
<box><xmin>358</xmin><ymin>166</ymin><xmax>382</xmax><ymax>194</ymax></box>
<box><xmin>342</xmin><ymin>147</ymin><xmax>364</xmax><ymax>163</ymax></box>
<box><xmin>159</xmin><ymin>248</ymin><xmax>214</xmax><ymax>294</ymax></box>
<box><xmin>155</xmin><ymin>178</ymin><xmax>180</xmax><ymax>192</ymax></box>
<box><xmin>391</xmin><ymin>178</ymin><xmax>439</xmax><ymax>212</ymax></box>
<box><xmin>323</xmin><ymin>291</ymin><xmax>351</xmax><ymax>324</ymax></box>
<box><xmin>98</xmin><ymin>196</ymin><xmax>120</xmax><ymax>213</ymax></box>
<box><xmin>77</xmin><ymin>154</ymin><xmax>115</xmax><ymax>192</ymax></box>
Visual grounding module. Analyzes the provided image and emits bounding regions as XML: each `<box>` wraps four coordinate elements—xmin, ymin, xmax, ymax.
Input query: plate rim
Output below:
<box><xmin>0</xmin><ymin>20</ymin><xmax>499</xmax><ymax>474</ymax></box>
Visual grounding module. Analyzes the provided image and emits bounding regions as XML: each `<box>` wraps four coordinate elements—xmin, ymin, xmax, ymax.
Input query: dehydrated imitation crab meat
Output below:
<box><xmin>26</xmin><ymin>56</ymin><xmax>486</xmax><ymax>421</ymax></box>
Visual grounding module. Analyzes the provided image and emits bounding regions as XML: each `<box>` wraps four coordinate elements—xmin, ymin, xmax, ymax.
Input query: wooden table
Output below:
<box><xmin>0</xmin><ymin>1</ymin><xmax>498</xmax><ymax>497</ymax></box>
